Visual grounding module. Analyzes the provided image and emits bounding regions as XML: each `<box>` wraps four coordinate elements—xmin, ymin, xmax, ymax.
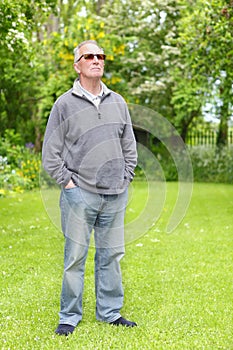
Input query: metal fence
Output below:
<box><xmin>187</xmin><ymin>130</ymin><xmax>233</xmax><ymax>147</ymax></box>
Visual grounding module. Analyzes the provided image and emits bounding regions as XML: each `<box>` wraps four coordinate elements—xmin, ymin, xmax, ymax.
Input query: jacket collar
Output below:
<box><xmin>72</xmin><ymin>78</ymin><xmax>111</xmax><ymax>98</ymax></box>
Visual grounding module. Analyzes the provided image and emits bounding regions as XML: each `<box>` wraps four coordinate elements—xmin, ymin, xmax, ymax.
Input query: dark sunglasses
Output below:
<box><xmin>76</xmin><ymin>53</ymin><xmax>106</xmax><ymax>62</ymax></box>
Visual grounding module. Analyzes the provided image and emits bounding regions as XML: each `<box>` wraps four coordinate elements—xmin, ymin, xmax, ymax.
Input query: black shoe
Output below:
<box><xmin>55</xmin><ymin>324</ymin><xmax>75</xmax><ymax>336</ymax></box>
<box><xmin>110</xmin><ymin>317</ymin><xmax>137</xmax><ymax>327</ymax></box>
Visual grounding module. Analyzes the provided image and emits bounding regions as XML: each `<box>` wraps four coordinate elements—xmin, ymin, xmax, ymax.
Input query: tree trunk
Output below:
<box><xmin>216</xmin><ymin>78</ymin><xmax>231</xmax><ymax>147</ymax></box>
<box><xmin>216</xmin><ymin>116</ymin><xmax>228</xmax><ymax>147</ymax></box>
<box><xmin>96</xmin><ymin>0</ymin><xmax>106</xmax><ymax>14</ymax></box>
<box><xmin>180</xmin><ymin>110</ymin><xmax>199</xmax><ymax>143</ymax></box>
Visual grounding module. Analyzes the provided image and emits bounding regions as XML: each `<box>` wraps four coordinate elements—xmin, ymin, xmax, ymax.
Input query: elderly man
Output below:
<box><xmin>42</xmin><ymin>40</ymin><xmax>137</xmax><ymax>335</ymax></box>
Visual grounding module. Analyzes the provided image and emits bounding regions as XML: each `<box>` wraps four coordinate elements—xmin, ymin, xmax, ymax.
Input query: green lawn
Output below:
<box><xmin>1</xmin><ymin>182</ymin><xmax>233</xmax><ymax>350</ymax></box>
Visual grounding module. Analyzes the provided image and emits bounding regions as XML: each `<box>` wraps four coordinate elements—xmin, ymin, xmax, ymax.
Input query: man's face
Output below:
<box><xmin>74</xmin><ymin>43</ymin><xmax>105</xmax><ymax>79</ymax></box>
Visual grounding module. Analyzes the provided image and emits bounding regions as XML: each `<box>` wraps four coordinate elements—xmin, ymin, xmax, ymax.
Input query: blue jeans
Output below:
<box><xmin>59</xmin><ymin>186</ymin><xmax>128</xmax><ymax>326</ymax></box>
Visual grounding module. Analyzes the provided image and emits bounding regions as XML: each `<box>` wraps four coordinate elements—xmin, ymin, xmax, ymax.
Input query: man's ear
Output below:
<box><xmin>73</xmin><ymin>63</ymin><xmax>80</xmax><ymax>74</ymax></box>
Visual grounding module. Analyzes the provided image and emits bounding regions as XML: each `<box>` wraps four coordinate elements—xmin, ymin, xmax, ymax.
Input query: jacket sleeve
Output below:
<box><xmin>121</xmin><ymin>105</ymin><xmax>138</xmax><ymax>183</ymax></box>
<box><xmin>42</xmin><ymin>103</ymin><xmax>72</xmax><ymax>186</ymax></box>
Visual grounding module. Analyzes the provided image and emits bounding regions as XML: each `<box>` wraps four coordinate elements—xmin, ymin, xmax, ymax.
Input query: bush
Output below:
<box><xmin>1</xmin><ymin>129</ymin><xmax>232</xmax><ymax>198</ymax></box>
<box><xmin>189</xmin><ymin>145</ymin><xmax>233</xmax><ymax>183</ymax></box>
<box><xmin>135</xmin><ymin>144</ymin><xmax>233</xmax><ymax>184</ymax></box>
<box><xmin>0</xmin><ymin>129</ymin><xmax>41</xmax><ymax>197</ymax></box>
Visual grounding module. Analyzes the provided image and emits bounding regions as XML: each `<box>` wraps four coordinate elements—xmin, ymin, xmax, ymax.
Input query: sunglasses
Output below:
<box><xmin>76</xmin><ymin>53</ymin><xmax>106</xmax><ymax>62</ymax></box>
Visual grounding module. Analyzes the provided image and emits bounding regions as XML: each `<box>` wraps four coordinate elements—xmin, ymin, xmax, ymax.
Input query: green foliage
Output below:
<box><xmin>0</xmin><ymin>0</ymin><xmax>57</xmax><ymax>146</ymax></box>
<box><xmin>135</xmin><ymin>144</ymin><xmax>233</xmax><ymax>183</ymax></box>
<box><xmin>165</xmin><ymin>145</ymin><xmax>233</xmax><ymax>183</ymax></box>
<box><xmin>1</xmin><ymin>127</ymin><xmax>232</xmax><ymax>199</ymax></box>
<box><xmin>0</xmin><ymin>129</ymin><xmax>41</xmax><ymax>196</ymax></box>
<box><xmin>173</xmin><ymin>0</ymin><xmax>233</xmax><ymax>144</ymax></box>
<box><xmin>41</xmin><ymin>0</ymin><xmax>232</xmax><ymax>145</ymax></box>
<box><xmin>1</xmin><ymin>0</ymin><xmax>232</xmax><ymax>150</ymax></box>
<box><xmin>189</xmin><ymin>145</ymin><xmax>233</xmax><ymax>183</ymax></box>
<box><xmin>100</xmin><ymin>0</ymin><xmax>180</xmax><ymax>112</ymax></box>
<box><xmin>0</xmin><ymin>183</ymin><xmax>233</xmax><ymax>348</ymax></box>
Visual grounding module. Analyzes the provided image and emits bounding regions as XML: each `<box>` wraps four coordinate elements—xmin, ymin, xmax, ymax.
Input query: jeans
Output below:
<box><xmin>59</xmin><ymin>186</ymin><xmax>128</xmax><ymax>326</ymax></box>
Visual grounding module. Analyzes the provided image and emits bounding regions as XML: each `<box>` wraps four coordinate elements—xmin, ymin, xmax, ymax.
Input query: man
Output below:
<box><xmin>42</xmin><ymin>40</ymin><xmax>137</xmax><ymax>336</ymax></box>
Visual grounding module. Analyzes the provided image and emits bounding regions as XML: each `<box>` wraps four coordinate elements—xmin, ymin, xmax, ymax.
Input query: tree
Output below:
<box><xmin>100</xmin><ymin>0</ymin><xmax>181</xmax><ymax>116</ymax></box>
<box><xmin>91</xmin><ymin>0</ymin><xmax>205</xmax><ymax>142</ymax></box>
<box><xmin>174</xmin><ymin>0</ymin><xmax>233</xmax><ymax>145</ymax></box>
<box><xmin>0</xmin><ymin>0</ymin><xmax>57</xmax><ymax>149</ymax></box>
<box><xmin>1</xmin><ymin>0</ymin><xmax>232</xmax><ymax>149</ymax></box>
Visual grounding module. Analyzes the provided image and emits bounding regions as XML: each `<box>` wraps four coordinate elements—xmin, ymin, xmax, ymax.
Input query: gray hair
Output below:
<box><xmin>73</xmin><ymin>40</ymin><xmax>103</xmax><ymax>62</ymax></box>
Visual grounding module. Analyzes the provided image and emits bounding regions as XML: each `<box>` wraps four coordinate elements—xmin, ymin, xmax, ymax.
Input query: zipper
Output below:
<box><xmin>72</xmin><ymin>91</ymin><xmax>110</xmax><ymax>119</ymax></box>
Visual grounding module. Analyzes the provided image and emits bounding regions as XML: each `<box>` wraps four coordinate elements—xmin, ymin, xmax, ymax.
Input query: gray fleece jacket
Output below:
<box><xmin>42</xmin><ymin>79</ymin><xmax>137</xmax><ymax>194</ymax></box>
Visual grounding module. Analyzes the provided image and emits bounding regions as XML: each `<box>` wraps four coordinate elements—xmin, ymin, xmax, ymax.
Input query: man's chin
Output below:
<box><xmin>90</xmin><ymin>72</ymin><xmax>103</xmax><ymax>78</ymax></box>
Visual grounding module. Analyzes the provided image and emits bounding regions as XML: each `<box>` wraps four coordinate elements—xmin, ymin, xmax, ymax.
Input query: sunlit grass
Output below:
<box><xmin>1</xmin><ymin>183</ymin><xmax>233</xmax><ymax>349</ymax></box>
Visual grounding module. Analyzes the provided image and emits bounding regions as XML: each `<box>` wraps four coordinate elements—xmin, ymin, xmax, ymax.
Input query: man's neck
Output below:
<box><xmin>79</xmin><ymin>78</ymin><xmax>102</xmax><ymax>96</ymax></box>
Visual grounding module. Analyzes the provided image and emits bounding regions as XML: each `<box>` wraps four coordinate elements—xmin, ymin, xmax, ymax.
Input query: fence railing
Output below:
<box><xmin>186</xmin><ymin>130</ymin><xmax>233</xmax><ymax>147</ymax></box>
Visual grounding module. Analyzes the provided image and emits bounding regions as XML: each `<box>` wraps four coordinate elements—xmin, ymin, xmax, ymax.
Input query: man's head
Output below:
<box><xmin>73</xmin><ymin>40</ymin><xmax>105</xmax><ymax>80</ymax></box>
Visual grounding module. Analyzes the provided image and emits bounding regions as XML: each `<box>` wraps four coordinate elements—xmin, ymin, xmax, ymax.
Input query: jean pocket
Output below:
<box><xmin>64</xmin><ymin>185</ymin><xmax>78</xmax><ymax>191</ymax></box>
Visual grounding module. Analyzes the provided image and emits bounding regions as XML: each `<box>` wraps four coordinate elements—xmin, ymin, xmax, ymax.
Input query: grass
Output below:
<box><xmin>0</xmin><ymin>182</ymin><xmax>233</xmax><ymax>350</ymax></box>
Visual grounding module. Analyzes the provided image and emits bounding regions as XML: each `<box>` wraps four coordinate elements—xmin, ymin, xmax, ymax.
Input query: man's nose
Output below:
<box><xmin>93</xmin><ymin>55</ymin><xmax>99</xmax><ymax>62</ymax></box>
